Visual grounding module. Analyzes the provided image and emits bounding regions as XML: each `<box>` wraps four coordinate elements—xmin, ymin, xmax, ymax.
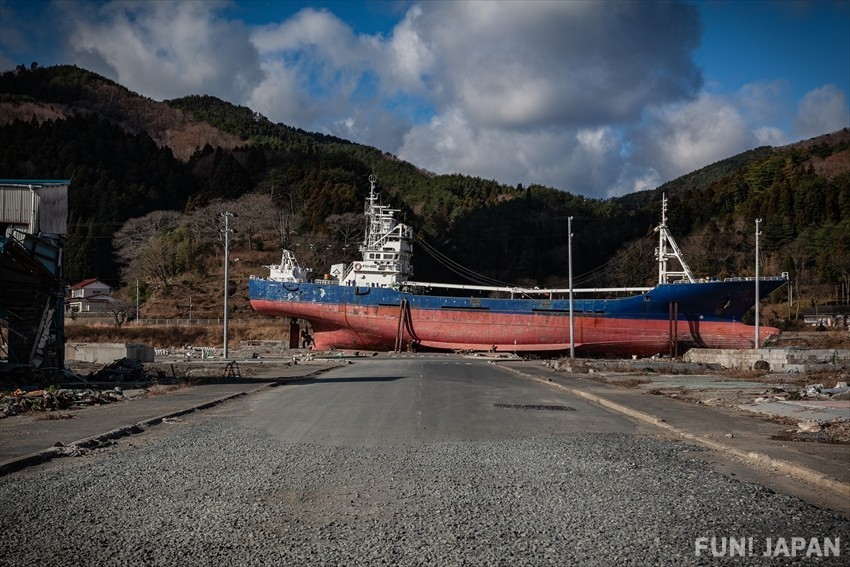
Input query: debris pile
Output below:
<box><xmin>1</xmin><ymin>387</ymin><xmax>126</xmax><ymax>417</ymax></box>
<box><xmin>1</xmin><ymin>358</ymin><xmax>175</xmax><ymax>418</ymax></box>
<box><xmin>801</xmin><ymin>381</ymin><xmax>850</xmax><ymax>400</ymax></box>
<box><xmin>776</xmin><ymin>419</ymin><xmax>850</xmax><ymax>444</ymax></box>
<box><xmin>749</xmin><ymin>380</ymin><xmax>850</xmax><ymax>404</ymax></box>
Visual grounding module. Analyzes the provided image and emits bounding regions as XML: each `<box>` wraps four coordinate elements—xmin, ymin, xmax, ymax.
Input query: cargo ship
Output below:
<box><xmin>249</xmin><ymin>175</ymin><xmax>786</xmax><ymax>355</ymax></box>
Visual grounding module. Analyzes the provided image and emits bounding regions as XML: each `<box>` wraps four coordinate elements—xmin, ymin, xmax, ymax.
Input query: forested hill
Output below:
<box><xmin>1</xmin><ymin>64</ymin><xmax>849</xmax><ymax>318</ymax></box>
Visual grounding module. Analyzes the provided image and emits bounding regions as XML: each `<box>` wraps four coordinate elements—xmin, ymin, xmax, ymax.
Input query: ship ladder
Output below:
<box><xmin>225</xmin><ymin>361</ymin><xmax>241</xmax><ymax>379</ymax></box>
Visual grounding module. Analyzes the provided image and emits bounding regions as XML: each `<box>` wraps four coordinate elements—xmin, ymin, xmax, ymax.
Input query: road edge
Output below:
<box><xmin>0</xmin><ymin>365</ymin><xmax>337</xmax><ymax>477</ymax></box>
<box><xmin>503</xmin><ymin>364</ymin><xmax>850</xmax><ymax>500</ymax></box>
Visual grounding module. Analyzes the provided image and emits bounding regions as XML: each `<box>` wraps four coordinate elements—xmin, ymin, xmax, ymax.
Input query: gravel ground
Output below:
<box><xmin>1</xmin><ymin>417</ymin><xmax>848</xmax><ymax>566</ymax></box>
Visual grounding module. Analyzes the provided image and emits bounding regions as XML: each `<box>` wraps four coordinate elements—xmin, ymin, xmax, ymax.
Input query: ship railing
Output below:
<box><xmin>723</xmin><ymin>275</ymin><xmax>789</xmax><ymax>282</ymax></box>
<box><xmin>405</xmin><ymin>280</ymin><xmax>652</xmax><ymax>295</ymax></box>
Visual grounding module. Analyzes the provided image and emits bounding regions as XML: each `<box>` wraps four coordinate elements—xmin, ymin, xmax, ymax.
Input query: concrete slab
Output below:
<box><xmin>738</xmin><ymin>400</ymin><xmax>850</xmax><ymax>422</ymax></box>
<box><xmin>636</xmin><ymin>377</ymin><xmax>772</xmax><ymax>390</ymax></box>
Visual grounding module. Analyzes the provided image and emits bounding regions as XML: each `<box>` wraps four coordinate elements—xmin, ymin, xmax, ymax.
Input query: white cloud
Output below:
<box><xmin>753</xmin><ymin>126</ymin><xmax>787</xmax><ymax>146</ymax></box>
<box><xmin>735</xmin><ymin>80</ymin><xmax>789</xmax><ymax>125</ymax></box>
<box><xmin>251</xmin><ymin>7</ymin><xmax>371</xmax><ymax>72</ymax></box>
<box><xmin>247</xmin><ymin>59</ymin><xmax>312</xmax><ymax>125</ymax></box>
<box><xmin>382</xmin><ymin>4</ymin><xmax>434</xmax><ymax>94</ymax></box>
<box><xmin>389</xmin><ymin>1</ymin><xmax>705</xmax><ymax>196</ymax></box>
<box><xmin>60</xmin><ymin>0</ymin><xmax>263</xmax><ymax>102</ymax></box>
<box><xmin>34</xmin><ymin>0</ymin><xmax>842</xmax><ymax>200</ymax></box>
<box><xmin>793</xmin><ymin>84</ymin><xmax>850</xmax><ymax>139</ymax></box>
<box><xmin>631</xmin><ymin>94</ymin><xmax>755</xmax><ymax>183</ymax></box>
<box><xmin>248</xmin><ymin>7</ymin><xmax>397</xmax><ymax>142</ymax></box>
<box><xmin>397</xmin><ymin>109</ymin><xmax>626</xmax><ymax>193</ymax></box>
<box><xmin>242</xmin><ymin>1</ymin><xmax>708</xmax><ymax>196</ymax></box>
<box><xmin>385</xmin><ymin>1</ymin><xmax>702</xmax><ymax>130</ymax></box>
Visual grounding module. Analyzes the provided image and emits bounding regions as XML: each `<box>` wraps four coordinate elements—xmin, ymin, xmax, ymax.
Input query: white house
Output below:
<box><xmin>66</xmin><ymin>278</ymin><xmax>119</xmax><ymax>313</ymax></box>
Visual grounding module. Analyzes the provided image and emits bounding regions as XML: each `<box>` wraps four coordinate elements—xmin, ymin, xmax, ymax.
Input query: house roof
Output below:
<box><xmin>69</xmin><ymin>278</ymin><xmax>109</xmax><ymax>290</ymax></box>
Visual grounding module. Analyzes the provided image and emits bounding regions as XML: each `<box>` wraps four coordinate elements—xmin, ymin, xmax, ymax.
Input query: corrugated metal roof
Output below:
<box><xmin>0</xmin><ymin>180</ymin><xmax>71</xmax><ymax>186</ymax></box>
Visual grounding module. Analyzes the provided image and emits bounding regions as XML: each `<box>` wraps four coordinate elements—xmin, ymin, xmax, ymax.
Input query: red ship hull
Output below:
<box><xmin>250</xmin><ymin>298</ymin><xmax>779</xmax><ymax>355</ymax></box>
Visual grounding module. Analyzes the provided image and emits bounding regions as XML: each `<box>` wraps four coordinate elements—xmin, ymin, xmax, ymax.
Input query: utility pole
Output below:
<box><xmin>568</xmin><ymin>216</ymin><xmax>574</xmax><ymax>359</ymax></box>
<box><xmin>221</xmin><ymin>211</ymin><xmax>235</xmax><ymax>358</ymax></box>
<box><xmin>755</xmin><ymin>218</ymin><xmax>761</xmax><ymax>349</ymax></box>
<box><xmin>135</xmin><ymin>279</ymin><xmax>139</xmax><ymax>322</ymax></box>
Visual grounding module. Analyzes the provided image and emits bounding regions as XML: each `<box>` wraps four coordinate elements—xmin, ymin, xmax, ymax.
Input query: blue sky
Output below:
<box><xmin>1</xmin><ymin>0</ymin><xmax>848</xmax><ymax>199</ymax></box>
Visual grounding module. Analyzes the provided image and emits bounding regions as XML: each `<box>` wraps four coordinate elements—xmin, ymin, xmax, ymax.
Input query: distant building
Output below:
<box><xmin>66</xmin><ymin>278</ymin><xmax>120</xmax><ymax>313</ymax></box>
<box><xmin>802</xmin><ymin>304</ymin><xmax>849</xmax><ymax>329</ymax></box>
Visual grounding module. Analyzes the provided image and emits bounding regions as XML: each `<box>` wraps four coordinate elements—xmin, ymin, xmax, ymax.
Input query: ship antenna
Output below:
<box><xmin>368</xmin><ymin>173</ymin><xmax>377</xmax><ymax>199</ymax></box>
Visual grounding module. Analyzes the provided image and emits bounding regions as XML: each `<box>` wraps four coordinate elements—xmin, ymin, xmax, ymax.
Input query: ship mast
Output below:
<box><xmin>655</xmin><ymin>195</ymin><xmax>695</xmax><ymax>284</ymax></box>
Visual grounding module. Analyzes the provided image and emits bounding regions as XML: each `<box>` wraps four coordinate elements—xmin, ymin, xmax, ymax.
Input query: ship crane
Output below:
<box><xmin>655</xmin><ymin>195</ymin><xmax>695</xmax><ymax>284</ymax></box>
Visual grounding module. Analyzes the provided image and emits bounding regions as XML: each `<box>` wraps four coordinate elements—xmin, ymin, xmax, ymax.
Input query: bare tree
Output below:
<box><xmin>607</xmin><ymin>235</ymin><xmax>656</xmax><ymax>287</ymax></box>
<box><xmin>185</xmin><ymin>202</ymin><xmax>231</xmax><ymax>255</ymax></box>
<box><xmin>109</xmin><ymin>299</ymin><xmax>132</xmax><ymax>328</ymax></box>
<box><xmin>326</xmin><ymin>212</ymin><xmax>366</xmax><ymax>247</ymax></box>
<box><xmin>114</xmin><ymin>211</ymin><xmax>184</xmax><ymax>289</ymax></box>
<box><xmin>230</xmin><ymin>193</ymin><xmax>279</xmax><ymax>250</ymax></box>
<box><xmin>138</xmin><ymin>236</ymin><xmax>179</xmax><ymax>288</ymax></box>
<box><xmin>113</xmin><ymin>210</ymin><xmax>182</xmax><ymax>265</ymax></box>
<box><xmin>786</xmin><ymin>237</ymin><xmax>814</xmax><ymax>318</ymax></box>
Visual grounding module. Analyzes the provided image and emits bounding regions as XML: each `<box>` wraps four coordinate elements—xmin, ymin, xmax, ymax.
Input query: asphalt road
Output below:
<box><xmin>235</xmin><ymin>357</ymin><xmax>647</xmax><ymax>446</ymax></box>
<box><xmin>2</xmin><ymin>356</ymin><xmax>848</xmax><ymax>566</ymax></box>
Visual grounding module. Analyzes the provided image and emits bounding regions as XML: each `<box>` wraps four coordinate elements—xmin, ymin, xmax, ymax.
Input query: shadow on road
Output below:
<box><xmin>312</xmin><ymin>376</ymin><xmax>404</xmax><ymax>383</ymax></box>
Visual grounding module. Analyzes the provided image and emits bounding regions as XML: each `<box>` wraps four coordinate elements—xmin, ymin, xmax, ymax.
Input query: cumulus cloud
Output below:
<box><xmin>793</xmin><ymin>84</ymin><xmax>850</xmax><ymax>139</ymax></box>
<box><xmin>753</xmin><ymin>127</ymin><xmax>787</xmax><ymax>147</ymax></box>
<box><xmin>734</xmin><ymin>80</ymin><xmax>789</xmax><ymax>126</ymax></box>
<box><xmin>388</xmin><ymin>1</ymin><xmax>705</xmax><ymax>196</ymax></box>
<box><xmin>397</xmin><ymin>109</ymin><xmax>626</xmax><ymax>193</ymax></box>
<box><xmin>386</xmin><ymin>1</ymin><xmax>702</xmax><ymax>130</ymax></box>
<box><xmin>631</xmin><ymin>93</ymin><xmax>756</xmax><ymax>183</ymax></box>
<box><xmin>24</xmin><ymin>0</ymin><xmax>843</xmax><ymax>200</ymax></box>
<box><xmin>59</xmin><ymin>0</ymin><xmax>264</xmax><ymax>102</ymax></box>
<box><xmin>249</xmin><ymin>9</ymin><xmax>374</xmax><ymax>129</ymax></box>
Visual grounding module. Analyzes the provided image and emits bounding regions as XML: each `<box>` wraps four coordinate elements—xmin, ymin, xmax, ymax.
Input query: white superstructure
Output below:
<box><xmin>340</xmin><ymin>174</ymin><xmax>414</xmax><ymax>288</ymax></box>
<box><xmin>265</xmin><ymin>249</ymin><xmax>311</xmax><ymax>283</ymax></box>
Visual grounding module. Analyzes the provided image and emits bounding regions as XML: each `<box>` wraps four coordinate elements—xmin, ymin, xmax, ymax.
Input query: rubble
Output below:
<box><xmin>0</xmin><ymin>357</ymin><xmax>176</xmax><ymax>418</ymax></box>
<box><xmin>1</xmin><ymin>387</ymin><xmax>126</xmax><ymax>417</ymax></box>
<box><xmin>546</xmin><ymin>356</ymin><xmax>850</xmax><ymax>443</ymax></box>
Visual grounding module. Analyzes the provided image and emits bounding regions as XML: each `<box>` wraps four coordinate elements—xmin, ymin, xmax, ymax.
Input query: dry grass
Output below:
<box><xmin>769</xmin><ymin>331</ymin><xmax>850</xmax><ymax>349</ymax></box>
<box><xmin>65</xmin><ymin>321</ymin><xmax>289</xmax><ymax>349</ymax></box>
<box><xmin>143</xmin><ymin>384</ymin><xmax>189</xmax><ymax>397</ymax></box>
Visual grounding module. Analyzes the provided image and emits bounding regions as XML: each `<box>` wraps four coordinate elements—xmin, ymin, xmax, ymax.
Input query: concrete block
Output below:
<box><xmin>65</xmin><ymin>342</ymin><xmax>155</xmax><ymax>363</ymax></box>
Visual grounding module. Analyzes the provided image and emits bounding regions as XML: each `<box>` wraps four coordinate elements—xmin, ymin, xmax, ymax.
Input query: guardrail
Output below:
<box><xmin>66</xmin><ymin>316</ymin><xmax>252</xmax><ymax>326</ymax></box>
<box><xmin>132</xmin><ymin>319</ymin><xmax>244</xmax><ymax>326</ymax></box>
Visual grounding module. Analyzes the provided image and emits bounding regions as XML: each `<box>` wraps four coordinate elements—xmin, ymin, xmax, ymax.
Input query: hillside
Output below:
<box><xmin>1</xmin><ymin>64</ymin><xmax>849</xmax><ymax>326</ymax></box>
<box><xmin>0</xmin><ymin>64</ymin><xmax>243</xmax><ymax>161</ymax></box>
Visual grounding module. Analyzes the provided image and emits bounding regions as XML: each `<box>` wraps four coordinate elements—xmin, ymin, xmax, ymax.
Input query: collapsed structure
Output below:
<box><xmin>0</xmin><ymin>180</ymin><xmax>69</xmax><ymax>378</ymax></box>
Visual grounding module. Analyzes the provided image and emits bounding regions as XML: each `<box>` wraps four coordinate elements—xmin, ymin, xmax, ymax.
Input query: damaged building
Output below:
<box><xmin>0</xmin><ymin>180</ymin><xmax>68</xmax><ymax>379</ymax></box>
